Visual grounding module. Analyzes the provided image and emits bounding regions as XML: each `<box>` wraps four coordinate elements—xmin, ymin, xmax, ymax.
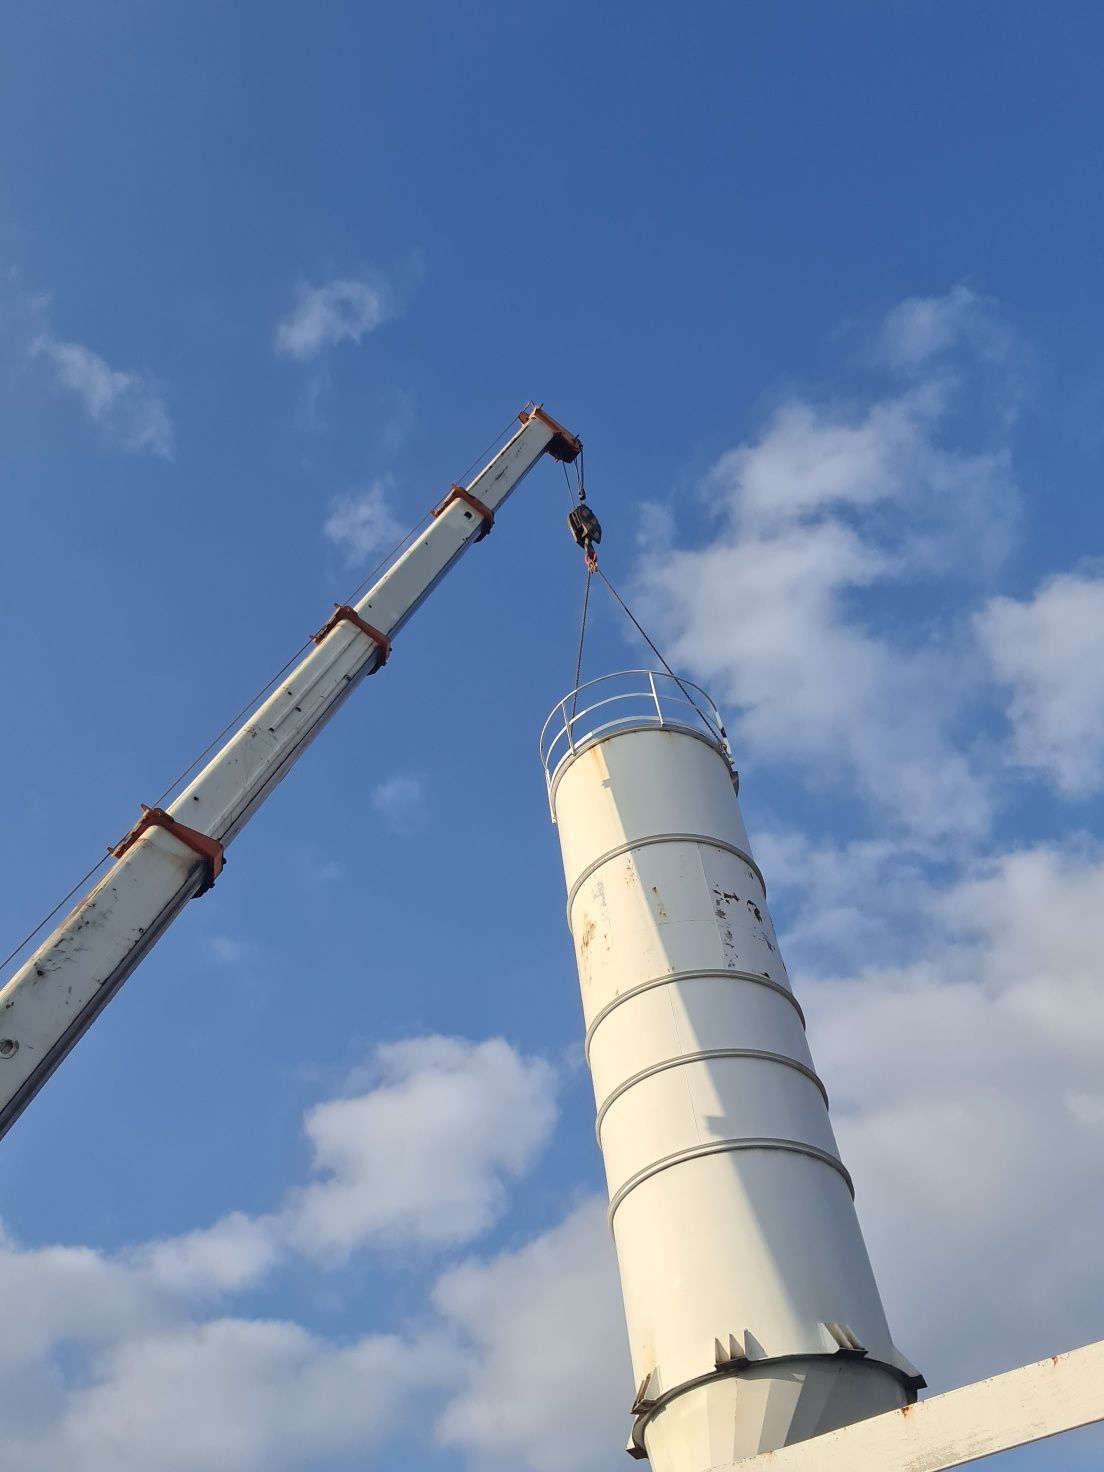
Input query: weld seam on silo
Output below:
<box><xmin>607</xmin><ymin>1138</ymin><xmax>855</xmax><ymax>1229</ymax></box>
<box><xmin>583</xmin><ymin>971</ymin><xmax>805</xmax><ymax>1062</ymax></box>
<box><xmin>565</xmin><ymin>834</ymin><xmax>767</xmax><ymax>920</ymax></box>
<box><xmin>593</xmin><ymin>1050</ymin><xmax>830</xmax><ymax>1144</ymax></box>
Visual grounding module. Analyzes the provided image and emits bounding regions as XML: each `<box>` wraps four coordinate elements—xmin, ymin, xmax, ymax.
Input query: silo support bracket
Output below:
<box><xmin>627</xmin><ymin>1351</ymin><xmax>925</xmax><ymax>1461</ymax></box>
<box><xmin>713</xmin><ymin>1339</ymin><xmax>1104</xmax><ymax>1472</ymax></box>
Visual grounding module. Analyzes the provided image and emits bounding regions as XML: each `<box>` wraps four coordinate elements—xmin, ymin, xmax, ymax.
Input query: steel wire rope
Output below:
<box><xmin>1</xmin><ymin>418</ymin><xmax>553</xmax><ymax>978</ymax></box>
<box><xmin>561</xmin><ymin>459</ymin><xmax>577</xmax><ymax>508</ymax></box>
<box><xmin>339</xmin><ymin>518</ymin><xmax>431</xmax><ymax>607</ymax></box>
<box><xmin>344</xmin><ymin>412</ymin><xmax>522</xmax><ymax>606</ymax></box>
<box><xmin>149</xmin><ymin>643</ymin><xmax>314</xmax><ymax>809</ymax></box>
<box><xmin>568</xmin><ymin>566</ymin><xmax>593</xmax><ymax>724</ymax></box>
<box><xmin>594</xmin><ymin>565</ymin><xmax>727</xmax><ymax>748</ymax></box>
<box><xmin>152</xmin><ymin>510</ymin><xmax>429</xmax><ymax>809</ymax></box>
<box><xmin>563</xmin><ymin>439</ymin><xmax>594</xmax><ymax>724</ymax></box>
<box><xmin>0</xmin><ymin>857</ymin><xmax>114</xmax><ymax>976</ymax></box>
<box><xmin>0</xmin><ymin>496</ymin><xmax>439</xmax><ymax>980</ymax></box>
<box><xmin>455</xmin><ymin>413</ymin><xmax>525</xmax><ymax>487</ymax></box>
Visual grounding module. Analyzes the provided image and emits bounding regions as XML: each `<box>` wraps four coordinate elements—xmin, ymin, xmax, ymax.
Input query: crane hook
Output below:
<box><xmin>568</xmin><ymin>494</ymin><xmax>602</xmax><ymax>570</ymax></box>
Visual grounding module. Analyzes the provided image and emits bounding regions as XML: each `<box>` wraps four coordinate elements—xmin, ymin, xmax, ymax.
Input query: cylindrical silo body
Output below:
<box><xmin>540</xmin><ymin>673</ymin><xmax>921</xmax><ymax>1472</ymax></box>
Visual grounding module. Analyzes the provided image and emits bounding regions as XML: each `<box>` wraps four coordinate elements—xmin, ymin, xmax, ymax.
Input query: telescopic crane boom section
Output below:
<box><xmin>0</xmin><ymin>404</ymin><xmax>580</xmax><ymax>1140</ymax></box>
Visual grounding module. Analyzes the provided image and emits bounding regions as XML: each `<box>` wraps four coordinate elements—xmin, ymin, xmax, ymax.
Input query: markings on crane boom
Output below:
<box><xmin>431</xmin><ymin>483</ymin><xmax>495</xmax><ymax>540</ymax></box>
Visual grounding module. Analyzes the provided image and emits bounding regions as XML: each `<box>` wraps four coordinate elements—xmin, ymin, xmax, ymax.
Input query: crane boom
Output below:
<box><xmin>0</xmin><ymin>404</ymin><xmax>580</xmax><ymax>1140</ymax></box>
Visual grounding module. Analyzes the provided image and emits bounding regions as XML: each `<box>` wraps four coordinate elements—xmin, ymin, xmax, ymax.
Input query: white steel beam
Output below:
<box><xmin>0</xmin><ymin>407</ymin><xmax>572</xmax><ymax>1138</ymax></box>
<box><xmin>722</xmin><ymin>1340</ymin><xmax>1104</xmax><ymax>1471</ymax></box>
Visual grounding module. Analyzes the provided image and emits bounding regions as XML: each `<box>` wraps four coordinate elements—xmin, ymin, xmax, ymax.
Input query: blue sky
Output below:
<box><xmin>2</xmin><ymin>4</ymin><xmax>1104</xmax><ymax>1469</ymax></box>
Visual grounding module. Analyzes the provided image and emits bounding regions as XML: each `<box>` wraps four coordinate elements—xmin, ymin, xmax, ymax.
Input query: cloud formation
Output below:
<box><xmin>976</xmin><ymin>571</ymin><xmax>1104</xmax><ymax>795</ymax></box>
<box><xmin>878</xmin><ymin>283</ymin><xmax>1012</xmax><ymax>370</ymax></box>
<box><xmin>0</xmin><ymin>1238</ymin><xmax>443</xmax><ymax>1472</ymax></box>
<box><xmin>0</xmin><ymin>1035</ymin><xmax>564</xmax><ymax>1471</ymax></box>
<box><xmin>323</xmin><ymin>479</ymin><xmax>404</xmax><ymax>564</ymax></box>
<box><xmin>133</xmin><ymin>1213</ymin><xmax>280</xmax><ymax>1297</ymax></box>
<box><xmin>435</xmin><ymin>1197</ymin><xmax>629</xmax><ymax>1472</ymax></box>
<box><xmin>276</xmin><ymin>276</ymin><xmax>391</xmax><ymax>360</ymax></box>
<box><xmin>370</xmin><ymin>773</ymin><xmax>428</xmax><ymax>836</ymax></box>
<box><xmin>32</xmin><ymin>334</ymin><xmax>173</xmax><ymax>458</ymax></box>
<box><xmin>633</xmin><ymin>355</ymin><xmax>1017</xmax><ymax>836</ymax></box>
<box><xmin>803</xmin><ymin>843</ymin><xmax>1104</xmax><ymax>1390</ymax></box>
<box><xmin>123</xmin><ymin>1034</ymin><xmax>558</xmax><ymax>1276</ymax></box>
<box><xmin>286</xmin><ymin>1036</ymin><xmax>557</xmax><ymax>1258</ymax></box>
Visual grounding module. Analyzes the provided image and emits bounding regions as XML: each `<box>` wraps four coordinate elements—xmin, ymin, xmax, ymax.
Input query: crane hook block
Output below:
<box><xmin>568</xmin><ymin>503</ymin><xmax>602</xmax><ymax>552</ymax></box>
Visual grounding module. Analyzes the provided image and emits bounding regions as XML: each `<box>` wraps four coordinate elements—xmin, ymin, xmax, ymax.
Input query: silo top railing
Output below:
<box><xmin>540</xmin><ymin>670</ymin><xmax>732</xmax><ymax>796</ymax></box>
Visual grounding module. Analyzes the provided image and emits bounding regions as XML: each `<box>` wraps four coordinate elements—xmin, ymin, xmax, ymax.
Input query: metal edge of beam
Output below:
<box><xmin>719</xmin><ymin>1339</ymin><xmax>1104</xmax><ymax>1472</ymax></box>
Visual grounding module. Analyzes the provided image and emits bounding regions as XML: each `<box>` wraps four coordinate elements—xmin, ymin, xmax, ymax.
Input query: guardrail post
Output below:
<box><xmin>648</xmin><ymin>671</ymin><xmax>661</xmax><ymax>726</ymax></box>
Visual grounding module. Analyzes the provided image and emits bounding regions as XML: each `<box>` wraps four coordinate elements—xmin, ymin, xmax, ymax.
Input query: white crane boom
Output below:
<box><xmin>0</xmin><ymin>404</ymin><xmax>580</xmax><ymax>1139</ymax></box>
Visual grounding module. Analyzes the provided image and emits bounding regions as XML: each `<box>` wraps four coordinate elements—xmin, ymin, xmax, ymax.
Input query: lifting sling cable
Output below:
<box><xmin>595</xmin><ymin>567</ymin><xmax>726</xmax><ymax>747</ymax></box>
<box><xmin>564</xmin><ymin>483</ymin><xmax>727</xmax><ymax>750</ymax></box>
<box><xmin>568</xmin><ymin>564</ymin><xmax>593</xmax><ymax>723</ymax></box>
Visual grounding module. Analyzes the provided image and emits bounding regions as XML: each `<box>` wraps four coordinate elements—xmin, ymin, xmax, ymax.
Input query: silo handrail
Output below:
<box><xmin>540</xmin><ymin>670</ymin><xmax>731</xmax><ymax>792</ymax></box>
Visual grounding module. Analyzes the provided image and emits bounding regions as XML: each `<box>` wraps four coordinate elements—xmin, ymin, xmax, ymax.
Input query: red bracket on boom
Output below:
<box><xmin>311</xmin><ymin>605</ymin><xmax>391</xmax><ymax>666</ymax></box>
<box><xmin>110</xmin><ymin>806</ymin><xmax>224</xmax><ymax>897</ymax></box>
<box><xmin>432</xmin><ymin>484</ymin><xmax>495</xmax><ymax>541</ymax></box>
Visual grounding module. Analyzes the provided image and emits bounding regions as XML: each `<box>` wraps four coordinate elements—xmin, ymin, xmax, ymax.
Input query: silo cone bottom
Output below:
<box><xmin>640</xmin><ymin>1361</ymin><xmax>909</xmax><ymax>1472</ymax></box>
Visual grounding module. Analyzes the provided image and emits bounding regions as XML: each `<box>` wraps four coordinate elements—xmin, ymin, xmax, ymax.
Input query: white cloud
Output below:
<box><xmin>205</xmin><ymin>935</ymin><xmax>256</xmax><ymax>967</ymax></box>
<box><xmin>285</xmin><ymin>1036</ymin><xmax>557</xmax><ymax>1260</ymax></box>
<box><xmin>435</xmin><ymin>1198</ymin><xmax>631</xmax><ymax>1472</ymax></box>
<box><xmin>635</xmin><ymin>499</ymin><xmax>675</xmax><ymax>552</ymax></box>
<box><xmin>370</xmin><ymin>773</ymin><xmax>427</xmax><ymax>836</ymax></box>
<box><xmin>803</xmin><ymin>843</ymin><xmax>1104</xmax><ymax>1390</ymax></box>
<box><xmin>711</xmin><ymin>384</ymin><xmax>943</xmax><ymax>526</ymax></box>
<box><xmin>0</xmin><ymin>1033</ymin><xmax>561</xmax><ymax>1470</ymax></box>
<box><xmin>56</xmin><ymin>1321</ymin><xmax>439</xmax><ymax>1472</ymax></box>
<box><xmin>0</xmin><ymin>1230</ymin><xmax>170</xmax><ymax>1379</ymax></box>
<box><xmin>63</xmin><ymin>1035</ymin><xmax>555</xmax><ymax>1291</ymax></box>
<box><xmin>121</xmin><ymin>1035</ymin><xmax>558</xmax><ymax>1275</ymax></box>
<box><xmin>752</xmin><ymin>827</ymin><xmax>937</xmax><ymax>974</ymax></box>
<box><xmin>1</xmin><ymin>1304</ymin><xmax>442</xmax><ymax>1472</ymax></box>
<box><xmin>323</xmin><ymin>479</ymin><xmax>404</xmax><ymax>564</ymax></box>
<box><xmin>976</xmin><ymin>571</ymin><xmax>1104</xmax><ymax>795</ymax></box>
<box><xmin>878</xmin><ymin>284</ymin><xmax>1012</xmax><ymax>370</ymax></box>
<box><xmin>133</xmin><ymin>1213</ymin><xmax>281</xmax><ymax>1297</ymax></box>
<box><xmin>381</xmin><ymin>388</ymin><xmax>416</xmax><ymax>457</ymax></box>
<box><xmin>32</xmin><ymin>334</ymin><xmax>173</xmax><ymax>458</ymax></box>
<box><xmin>276</xmin><ymin>276</ymin><xmax>390</xmax><ymax>360</ymax></box>
<box><xmin>635</xmin><ymin>392</ymin><xmax>1011</xmax><ymax>837</ymax></box>
<box><xmin>627</xmin><ymin>291</ymin><xmax>1030</xmax><ymax>839</ymax></box>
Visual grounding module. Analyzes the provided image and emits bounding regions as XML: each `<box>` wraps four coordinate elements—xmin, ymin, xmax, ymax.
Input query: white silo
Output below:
<box><xmin>540</xmin><ymin>671</ymin><xmax>923</xmax><ymax>1472</ymax></box>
